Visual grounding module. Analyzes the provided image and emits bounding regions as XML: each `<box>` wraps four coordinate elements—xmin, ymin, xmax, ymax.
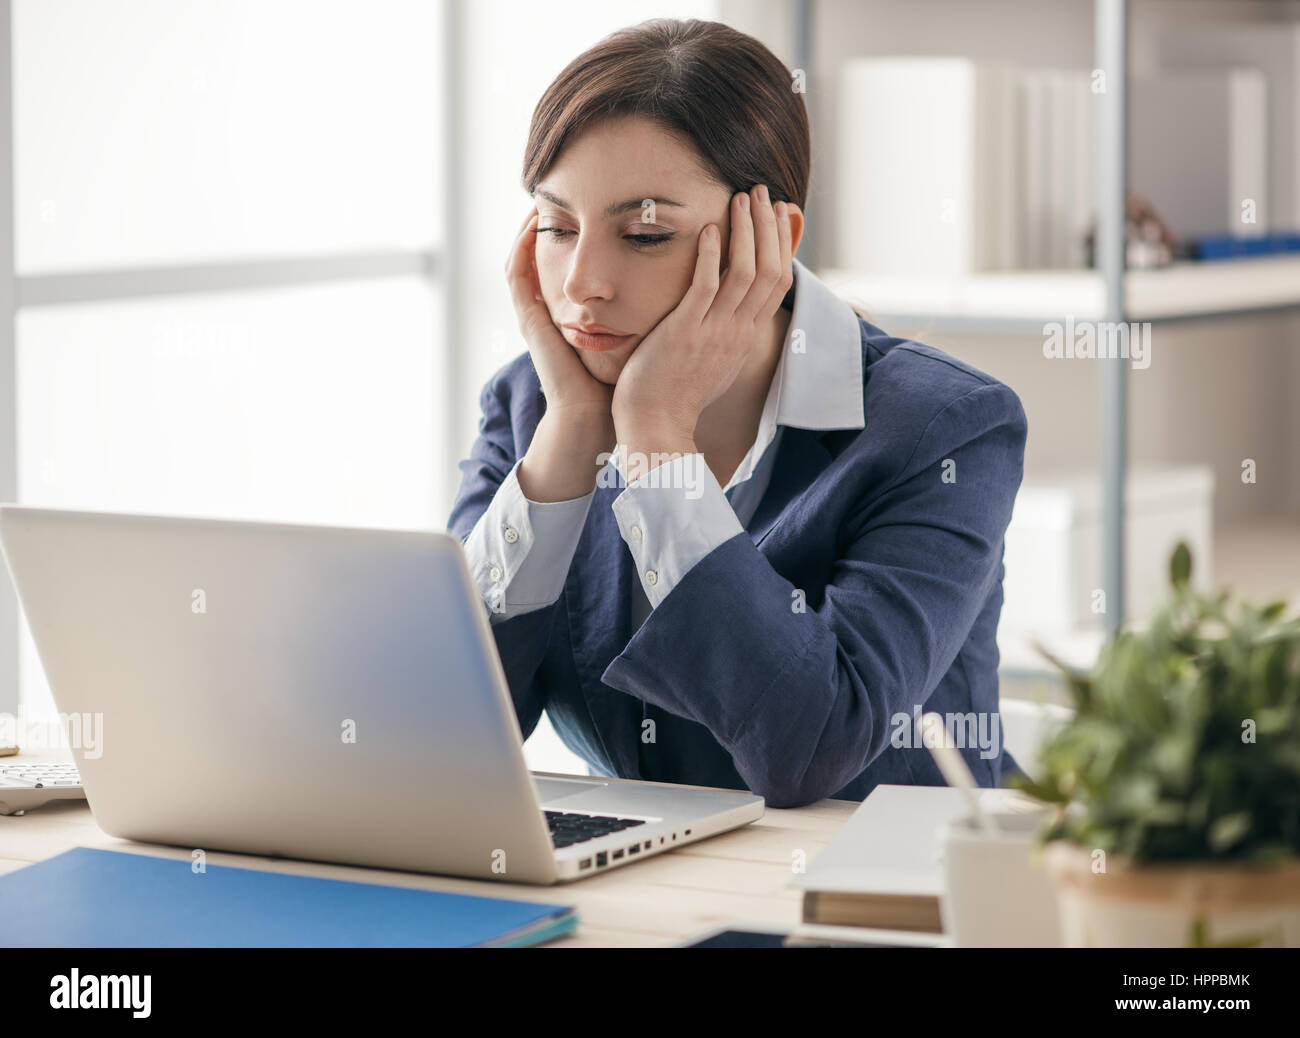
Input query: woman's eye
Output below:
<box><xmin>625</xmin><ymin>233</ymin><xmax>674</xmax><ymax>248</ymax></box>
<box><xmin>533</xmin><ymin>227</ymin><xmax>673</xmax><ymax>249</ymax></box>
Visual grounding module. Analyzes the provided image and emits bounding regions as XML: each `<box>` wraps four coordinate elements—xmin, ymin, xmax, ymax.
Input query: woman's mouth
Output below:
<box><xmin>562</xmin><ymin>324</ymin><xmax>634</xmax><ymax>352</ymax></box>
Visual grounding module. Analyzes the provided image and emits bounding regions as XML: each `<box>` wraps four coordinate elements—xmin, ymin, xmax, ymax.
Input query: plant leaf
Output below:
<box><xmin>1004</xmin><ymin>771</ymin><xmax>1068</xmax><ymax>804</ymax></box>
<box><xmin>1207</xmin><ymin>811</ymin><xmax>1252</xmax><ymax>852</ymax></box>
<box><xmin>1170</xmin><ymin>541</ymin><xmax>1192</xmax><ymax>589</ymax></box>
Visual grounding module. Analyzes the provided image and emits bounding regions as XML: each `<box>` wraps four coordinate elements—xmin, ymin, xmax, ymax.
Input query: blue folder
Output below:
<box><xmin>0</xmin><ymin>847</ymin><xmax>577</xmax><ymax>947</ymax></box>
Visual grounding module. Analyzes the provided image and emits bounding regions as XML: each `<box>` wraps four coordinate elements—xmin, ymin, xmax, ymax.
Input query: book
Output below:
<box><xmin>792</xmin><ymin>784</ymin><xmax>1042</xmax><ymax>932</ymax></box>
<box><xmin>1017</xmin><ymin>67</ymin><xmax>1094</xmax><ymax>270</ymax></box>
<box><xmin>1156</xmin><ymin>22</ymin><xmax>1300</xmax><ymax>229</ymax></box>
<box><xmin>1130</xmin><ymin>70</ymin><xmax>1269</xmax><ymax>239</ymax></box>
<box><xmin>837</xmin><ymin>57</ymin><xmax>1019</xmax><ymax>276</ymax></box>
<box><xmin>837</xmin><ymin>58</ymin><xmax>1109</xmax><ymax>275</ymax></box>
<box><xmin>0</xmin><ymin>846</ymin><xmax>577</xmax><ymax>947</ymax></box>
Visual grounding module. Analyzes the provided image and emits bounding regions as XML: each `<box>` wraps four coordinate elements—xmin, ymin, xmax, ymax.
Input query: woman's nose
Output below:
<box><xmin>562</xmin><ymin>234</ymin><xmax>616</xmax><ymax>304</ymax></box>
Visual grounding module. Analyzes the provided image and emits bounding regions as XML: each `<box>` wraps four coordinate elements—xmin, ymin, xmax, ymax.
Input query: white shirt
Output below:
<box><xmin>462</xmin><ymin>256</ymin><xmax>865</xmax><ymax>624</ymax></box>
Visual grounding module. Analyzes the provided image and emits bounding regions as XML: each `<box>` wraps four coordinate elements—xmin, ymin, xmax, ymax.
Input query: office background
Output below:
<box><xmin>3</xmin><ymin>0</ymin><xmax>1298</xmax><ymax>778</ymax></box>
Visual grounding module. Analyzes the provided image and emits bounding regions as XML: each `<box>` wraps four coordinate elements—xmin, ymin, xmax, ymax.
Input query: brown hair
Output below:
<box><xmin>523</xmin><ymin>18</ymin><xmax>809</xmax><ymax>211</ymax></box>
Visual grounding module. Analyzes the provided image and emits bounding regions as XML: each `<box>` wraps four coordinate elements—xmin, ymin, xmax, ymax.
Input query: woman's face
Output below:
<box><xmin>531</xmin><ymin>115</ymin><xmax>737</xmax><ymax>385</ymax></box>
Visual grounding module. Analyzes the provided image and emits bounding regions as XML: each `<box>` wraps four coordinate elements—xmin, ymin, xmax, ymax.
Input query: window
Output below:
<box><xmin>7</xmin><ymin>0</ymin><xmax>443</xmax><ymax>718</ymax></box>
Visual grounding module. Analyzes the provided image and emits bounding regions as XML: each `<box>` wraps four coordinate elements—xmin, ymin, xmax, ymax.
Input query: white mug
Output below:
<box><xmin>937</xmin><ymin>811</ymin><xmax>1063</xmax><ymax>947</ymax></box>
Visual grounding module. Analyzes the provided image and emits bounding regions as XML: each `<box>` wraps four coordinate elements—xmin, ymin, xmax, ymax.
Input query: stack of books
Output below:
<box><xmin>837</xmin><ymin>58</ymin><xmax>1273</xmax><ymax>274</ymax></box>
<box><xmin>792</xmin><ymin>784</ymin><xmax>1044</xmax><ymax>932</ymax></box>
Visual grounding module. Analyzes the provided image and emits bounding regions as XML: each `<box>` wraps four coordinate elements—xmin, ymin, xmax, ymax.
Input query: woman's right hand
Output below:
<box><xmin>505</xmin><ymin>208</ymin><xmax>615</xmax><ymax>502</ymax></box>
<box><xmin>506</xmin><ymin>208</ymin><xmax>614</xmax><ymax>422</ymax></box>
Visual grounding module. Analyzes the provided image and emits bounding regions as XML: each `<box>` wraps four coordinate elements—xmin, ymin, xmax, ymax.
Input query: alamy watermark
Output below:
<box><xmin>888</xmin><ymin>705</ymin><xmax>1001</xmax><ymax>761</ymax></box>
<box><xmin>1043</xmin><ymin>317</ymin><xmax>1152</xmax><ymax>370</ymax></box>
<box><xmin>596</xmin><ymin>448</ymin><xmax>706</xmax><ymax>499</ymax></box>
<box><xmin>0</xmin><ymin>706</ymin><xmax>103</xmax><ymax>758</ymax></box>
<box><xmin>50</xmin><ymin>970</ymin><xmax>150</xmax><ymax>1018</ymax></box>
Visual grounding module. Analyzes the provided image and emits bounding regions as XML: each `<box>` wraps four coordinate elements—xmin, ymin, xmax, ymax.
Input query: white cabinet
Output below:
<box><xmin>1002</xmin><ymin>465</ymin><xmax>1215</xmax><ymax>634</ymax></box>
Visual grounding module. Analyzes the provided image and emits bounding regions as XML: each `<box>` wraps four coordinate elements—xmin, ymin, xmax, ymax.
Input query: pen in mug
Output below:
<box><xmin>920</xmin><ymin>711</ymin><xmax>998</xmax><ymax>835</ymax></box>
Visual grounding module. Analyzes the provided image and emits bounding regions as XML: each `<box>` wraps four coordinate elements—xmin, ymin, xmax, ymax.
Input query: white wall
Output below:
<box><xmin>912</xmin><ymin>316</ymin><xmax>1300</xmax><ymax>524</ymax></box>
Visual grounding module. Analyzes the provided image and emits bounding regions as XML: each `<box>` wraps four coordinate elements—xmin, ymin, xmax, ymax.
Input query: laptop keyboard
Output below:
<box><xmin>545</xmin><ymin>809</ymin><xmax>646</xmax><ymax>848</ymax></box>
<box><xmin>0</xmin><ymin>762</ymin><xmax>83</xmax><ymax>788</ymax></box>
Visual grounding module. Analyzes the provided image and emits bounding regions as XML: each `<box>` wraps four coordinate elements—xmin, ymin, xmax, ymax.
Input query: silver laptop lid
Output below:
<box><xmin>0</xmin><ymin>504</ymin><xmax>560</xmax><ymax>882</ymax></box>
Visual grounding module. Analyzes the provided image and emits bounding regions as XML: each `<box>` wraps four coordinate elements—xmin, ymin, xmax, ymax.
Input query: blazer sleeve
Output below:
<box><xmin>600</xmin><ymin>382</ymin><xmax>1028</xmax><ymax>808</ymax></box>
<box><xmin>447</xmin><ymin>372</ymin><xmax>569</xmax><ymax>741</ymax></box>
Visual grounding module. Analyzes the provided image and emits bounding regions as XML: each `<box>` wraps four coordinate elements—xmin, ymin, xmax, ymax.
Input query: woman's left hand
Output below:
<box><xmin>610</xmin><ymin>184</ymin><xmax>793</xmax><ymax>469</ymax></box>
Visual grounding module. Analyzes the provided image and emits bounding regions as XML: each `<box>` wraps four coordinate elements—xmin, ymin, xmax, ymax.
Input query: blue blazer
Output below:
<box><xmin>449</xmin><ymin>317</ymin><xmax>1029</xmax><ymax>808</ymax></box>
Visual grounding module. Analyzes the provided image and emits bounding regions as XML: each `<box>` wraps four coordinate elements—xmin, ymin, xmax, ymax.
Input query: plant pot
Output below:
<box><xmin>1043</xmin><ymin>841</ymin><xmax>1300</xmax><ymax>947</ymax></box>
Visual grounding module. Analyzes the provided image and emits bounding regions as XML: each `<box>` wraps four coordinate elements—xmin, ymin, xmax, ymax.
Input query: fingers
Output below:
<box><xmin>506</xmin><ymin>210</ymin><xmax>543</xmax><ymax>312</ymax></box>
<box><xmin>709</xmin><ymin>186</ymin><xmax>790</xmax><ymax>327</ymax></box>
<box><xmin>756</xmin><ymin>199</ymin><xmax>794</xmax><ymax>319</ymax></box>
<box><xmin>507</xmin><ymin>210</ymin><xmax>560</xmax><ymax>348</ymax></box>
<box><xmin>505</xmin><ymin>211</ymin><xmax>580</xmax><ymax>378</ymax></box>
<box><xmin>711</xmin><ymin>191</ymin><xmax>756</xmax><ymax>317</ymax></box>
<box><xmin>676</xmin><ymin>224</ymin><xmax>722</xmax><ymax>326</ymax></box>
<box><xmin>506</xmin><ymin>207</ymin><xmax>538</xmax><ymax>281</ymax></box>
<box><xmin>734</xmin><ymin>185</ymin><xmax>787</xmax><ymax>325</ymax></box>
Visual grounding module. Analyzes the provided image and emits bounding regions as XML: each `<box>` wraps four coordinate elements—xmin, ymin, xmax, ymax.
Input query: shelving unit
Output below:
<box><xmin>821</xmin><ymin>254</ymin><xmax>1300</xmax><ymax>328</ymax></box>
<box><xmin>786</xmin><ymin>0</ymin><xmax>1300</xmax><ymax>659</ymax></box>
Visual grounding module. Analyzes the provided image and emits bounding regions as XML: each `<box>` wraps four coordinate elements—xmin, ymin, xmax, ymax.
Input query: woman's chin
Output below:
<box><xmin>578</xmin><ymin>348</ymin><xmax>631</xmax><ymax>386</ymax></box>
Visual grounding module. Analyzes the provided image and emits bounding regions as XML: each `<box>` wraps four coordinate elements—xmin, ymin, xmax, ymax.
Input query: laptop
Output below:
<box><xmin>0</xmin><ymin>504</ymin><xmax>764</xmax><ymax>883</ymax></box>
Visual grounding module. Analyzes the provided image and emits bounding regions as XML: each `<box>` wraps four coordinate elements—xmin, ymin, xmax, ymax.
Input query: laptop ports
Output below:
<box><xmin>612</xmin><ymin>849</ymin><xmax>624</xmax><ymax>860</ymax></box>
<box><xmin>596</xmin><ymin>851</ymin><xmax>608</xmax><ymax>868</ymax></box>
<box><xmin>579</xmin><ymin>858</ymin><xmax>592</xmax><ymax>870</ymax></box>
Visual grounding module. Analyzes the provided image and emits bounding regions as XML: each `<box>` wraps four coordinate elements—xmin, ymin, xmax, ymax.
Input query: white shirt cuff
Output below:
<box><xmin>609</xmin><ymin>452</ymin><xmax>743</xmax><ymax>608</ymax></box>
<box><xmin>463</xmin><ymin>460</ymin><xmax>594</xmax><ymax>621</ymax></box>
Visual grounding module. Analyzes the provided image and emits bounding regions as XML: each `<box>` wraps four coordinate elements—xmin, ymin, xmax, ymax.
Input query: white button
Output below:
<box><xmin>489</xmin><ymin>565</ymin><xmax>502</xmax><ymax>582</ymax></box>
<box><xmin>645</xmin><ymin>569</ymin><xmax>658</xmax><ymax>586</ymax></box>
<box><xmin>630</xmin><ymin>524</ymin><xmax>642</xmax><ymax>542</ymax></box>
<box><xmin>503</xmin><ymin>526</ymin><xmax>519</xmax><ymax>543</ymax></box>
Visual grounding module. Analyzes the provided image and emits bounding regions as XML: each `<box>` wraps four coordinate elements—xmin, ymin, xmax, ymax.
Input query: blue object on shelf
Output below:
<box><xmin>0</xmin><ymin>847</ymin><xmax>578</xmax><ymax>947</ymax></box>
<box><xmin>1192</xmin><ymin>230</ymin><xmax>1300</xmax><ymax>261</ymax></box>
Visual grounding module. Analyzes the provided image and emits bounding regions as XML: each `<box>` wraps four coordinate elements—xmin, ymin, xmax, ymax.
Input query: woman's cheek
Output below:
<box><xmin>653</xmin><ymin>248</ymin><xmax>702</xmax><ymax>309</ymax></box>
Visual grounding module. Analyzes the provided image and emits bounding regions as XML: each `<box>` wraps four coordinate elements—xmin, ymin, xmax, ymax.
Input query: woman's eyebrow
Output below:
<box><xmin>534</xmin><ymin>188</ymin><xmax>688</xmax><ymax>218</ymax></box>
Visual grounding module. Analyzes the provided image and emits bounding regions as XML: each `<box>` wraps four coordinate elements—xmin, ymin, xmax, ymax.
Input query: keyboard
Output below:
<box><xmin>0</xmin><ymin>761</ymin><xmax>87</xmax><ymax>815</ymax></box>
<box><xmin>545</xmin><ymin>809</ymin><xmax>646</xmax><ymax>848</ymax></box>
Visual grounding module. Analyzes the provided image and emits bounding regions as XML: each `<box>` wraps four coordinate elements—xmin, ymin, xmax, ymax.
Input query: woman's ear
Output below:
<box><xmin>783</xmin><ymin>202</ymin><xmax>806</xmax><ymax>257</ymax></box>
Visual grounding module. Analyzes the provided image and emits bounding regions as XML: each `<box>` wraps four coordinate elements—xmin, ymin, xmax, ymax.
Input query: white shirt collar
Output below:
<box><xmin>722</xmin><ymin>256</ymin><xmax>865</xmax><ymax>490</ymax></box>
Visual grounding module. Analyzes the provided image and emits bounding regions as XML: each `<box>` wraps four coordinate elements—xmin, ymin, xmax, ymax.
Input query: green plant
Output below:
<box><xmin>1008</xmin><ymin>541</ymin><xmax>1300</xmax><ymax>863</ymax></box>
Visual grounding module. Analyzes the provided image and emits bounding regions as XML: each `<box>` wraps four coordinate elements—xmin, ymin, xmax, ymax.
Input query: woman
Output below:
<box><xmin>448</xmin><ymin>18</ymin><xmax>1028</xmax><ymax>809</ymax></box>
